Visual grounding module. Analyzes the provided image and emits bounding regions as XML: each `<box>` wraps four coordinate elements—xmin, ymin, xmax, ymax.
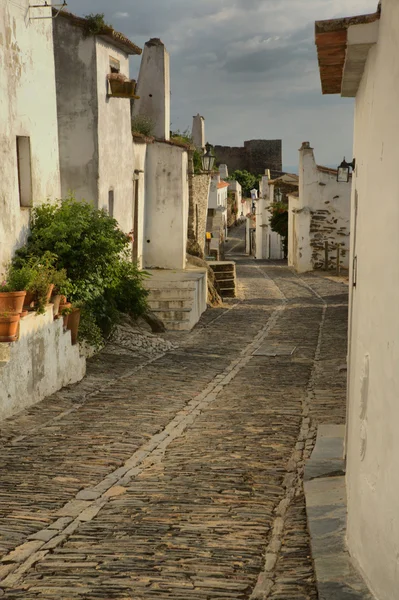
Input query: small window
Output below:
<box><xmin>108</xmin><ymin>190</ymin><xmax>114</xmax><ymax>217</ymax></box>
<box><xmin>109</xmin><ymin>57</ymin><xmax>120</xmax><ymax>74</ymax></box>
<box><xmin>16</xmin><ymin>136</ymin><xmax>32</xmax><ymax>207</ymax></box>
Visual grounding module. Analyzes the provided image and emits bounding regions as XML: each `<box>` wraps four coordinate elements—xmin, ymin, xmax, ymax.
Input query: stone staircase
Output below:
<box><xmin>208</xmin><ymin>261</ymin><xmax>237</xmax><ymax>298</ymax></box>
<box><xmin>144</xmin><ymin>269</ymin><xmax>207</xmax><ymax>331</ymax></box>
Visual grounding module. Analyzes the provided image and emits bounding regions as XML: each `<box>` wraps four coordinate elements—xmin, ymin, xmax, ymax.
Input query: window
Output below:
<box><xmin>109</xmin><ymin>57</ymin><xmax>120</xmax><ymax>74</ymax></box>
<box><xmin>108</xmin><ymin>190</ymin><xmax>114</xmax><ymax>217</ymax></box>
<box><xmin>16</xmin><ymin>136</ymin><xmax>32</xmax><ymax>207</ymax></box>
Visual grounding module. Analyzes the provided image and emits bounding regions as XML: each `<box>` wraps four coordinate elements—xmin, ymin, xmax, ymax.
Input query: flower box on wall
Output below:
<box><xmin>107</xmin><ymin>74</ymin><xmax>140</xmax><ymax>99</ymax></box>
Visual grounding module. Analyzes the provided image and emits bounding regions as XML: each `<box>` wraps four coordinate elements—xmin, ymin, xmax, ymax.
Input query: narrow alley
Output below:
<box><xmin>0</xmin><ymin>226</ymin><xmax>348</xmax><ymax>600</ymax></box>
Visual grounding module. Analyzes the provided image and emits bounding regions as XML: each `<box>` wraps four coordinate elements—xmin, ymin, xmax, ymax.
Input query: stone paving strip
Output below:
<box><xmin>0</xmin><ymin>255</ymin><xmax>348</xmax><ymax>599</ymax></box>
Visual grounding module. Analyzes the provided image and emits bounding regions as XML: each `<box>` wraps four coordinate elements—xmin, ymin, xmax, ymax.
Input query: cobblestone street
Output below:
<box><xmin>0</xmin><ymin>227</ymin><xmax>348</xmax><ymax>599</ymax></box>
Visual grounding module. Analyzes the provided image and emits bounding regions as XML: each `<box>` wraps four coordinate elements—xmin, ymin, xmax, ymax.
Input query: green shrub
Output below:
<box><xmin>83</xmin><ymin>13</ymin><xmax>111</xmax><ymax>37</ymax></box>
<box><xmin>14</xmin><ymin>196</ymin><xmax>149</xmax><ymax>343</ymax></box>
<box><xmin>132</xmin><ymin>115</ymin><xmax>155</xmax><ymax>137</ymax></box>
<box><xmin>269</xmin><ymin>201</ymin><xmax>288</xmax><ymax>258</ymax></box>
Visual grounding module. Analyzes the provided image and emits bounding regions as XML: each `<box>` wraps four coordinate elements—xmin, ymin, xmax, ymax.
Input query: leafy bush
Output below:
<box><xmin>84</xmin><ymin>13</ymin><xmax>111</xmax><ymax>37</ymax></box>
<box><xmin>14</xmin><ymin>196</ymin><xmax>149</xmax><ymax>345</ymax></box>
<box><xmin>170</xmin><ymin>129</ymin><xmax>203</xmax><ymax>174</ymax></box>
<box><xmin>132</xmin><ymin>115</ymin><xmax>155</xmax><ymax>137</ymax></box>
<box><xmin>229</xmin><ymin>170</ymin><xmax>260</xmax><ymax>198</ymax></box>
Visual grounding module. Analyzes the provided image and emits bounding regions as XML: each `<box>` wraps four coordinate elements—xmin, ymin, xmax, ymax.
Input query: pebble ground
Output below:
<box><xmin>0</xmin><ymin>225</ymin><xmax>348</xmax><ymax>599</ymax></box>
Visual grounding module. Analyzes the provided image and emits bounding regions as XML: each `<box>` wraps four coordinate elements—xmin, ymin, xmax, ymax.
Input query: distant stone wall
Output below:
<box><xmin>214</xmin><ymin>139</ymin><xmax>282</xmax><ymax>176</ymax></box>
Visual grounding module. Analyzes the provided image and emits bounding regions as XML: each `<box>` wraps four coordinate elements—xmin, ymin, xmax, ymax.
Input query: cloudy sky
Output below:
<box><xmin>66</xmin><ymin>0</ymin><xmax>377</xmax><ymax>170</ymax></box>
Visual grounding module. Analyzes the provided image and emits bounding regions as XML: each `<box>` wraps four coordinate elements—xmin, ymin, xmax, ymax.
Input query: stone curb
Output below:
<box><xmin>304</xmin><ymin>425</ymin><xmax>375</xmax><ymax>600</ymax></box>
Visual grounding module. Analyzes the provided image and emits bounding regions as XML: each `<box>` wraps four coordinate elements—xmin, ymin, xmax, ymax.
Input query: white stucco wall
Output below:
<box><xmin>96</xmin><ymin>40</ymin><xmax>134</xmax><ymax>236</ymax></box>
<box><xmin>345</xmin><ymin>4</ymin><xmax>399</xmax><ymax>599</ymax></box>
<box><xmin>0</xmin><ymin>0</ymin><xmax>61</xmax><ymax>268</ymax></box>
<box><xmin>132</xmin><ymin>39</ymin><xmax>170</xmax><ymax>141</ymax></box>
<box><xmin>52</xmin><ymin>16</ymin><xmax>98</xmax><ymax>205</ymax></box>
<box><xmin>0</xmin><ymin>307</ymin><xmax>85</xmax><ymax>421</ymax></box>
<box><xmin>255</xmin><ymin>177</ymin><xmax>284</xmax><ymax>260</ymax></box>
<box><xmin>133</xmin><ymin>141</ymin><xmax>147</xmax><ymax>269</ymax></box>
<box><xmin>289</xmin><ymin>144</ymin><xmax>351</xmax><ymax>273</ymax></box>
<box><xmin>192</xmin><ymin>114</ymin><xmax>205</xmax><ymax>151</ymax></box>
<box><xmin>143</xmin><ymin>142</ymin><xmax>189</xmax><ymax>269</ymax></box>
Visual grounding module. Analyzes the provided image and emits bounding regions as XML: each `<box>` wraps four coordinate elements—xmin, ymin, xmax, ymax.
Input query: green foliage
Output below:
<box><xmin>228</xmin><ymin>170</ymin><xmax>260</xmax><ymax>198</ymax></box>
<box><xmin>14</xmin><ymin>196</ymin><xmax>149</xmax><ymax>344</ymax></box>
<box><xmin>83</xmin><ymin>13</ymin><xmax>111</xmax><ymax>37</ymax></box>
<box><xmin>3</xmin><ymin>253</ymin><xmax>69</xmax><ymax>314</ymax></box>
<box><xmin>170</xmin><ymin>129</ymin><xmax>203</xmax><ymax>175</ymax></box>
<box><xmin>132</xmin><ymin>115</ymin><xmax>155</xmax><ymax>137</ymax></box>
<box><xmin>2</xmin><ymin>263</ymin><xmax>35</xmax><ymax>292</ymax></box>
<box><xmin>269</xmin><ymin>201</ymin><xmax>288</xmax><ymax>257</ymax></box>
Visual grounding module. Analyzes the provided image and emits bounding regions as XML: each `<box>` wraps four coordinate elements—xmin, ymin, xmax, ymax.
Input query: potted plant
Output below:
<box><xmin>60</xmin><ymin>303</ymin><xmax>72</xmax><ymax>329</ymax></box>
<box><xmin>108</xmin><ymin>72</ymin><xmax>127</xmax><ymax>96</ymax></box>
<box><xmin>0</xmin><ymin>311</ymin><xmax>20</xmax><ymax>342</ymax></box>
<box><xmin>66</xmin><ymin>305</ymin><xmax>81</xmax><ymax>345</ymax></box>
<box><xmin>0</xmin><ymin>264</ymin><xmax>32</xmax><ymax>315</ymax></box>
<box><xmin>50</xmin><ymin>269</ymin><xmax>71</xmax><ymax>318</ymax></box>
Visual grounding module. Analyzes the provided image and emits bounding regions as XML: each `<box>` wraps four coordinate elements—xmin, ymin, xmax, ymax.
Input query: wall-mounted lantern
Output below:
<box><xmin>337</xmin><ymin>157</ymin><xmax>356</xmax><ymax>183</ymax></box>
<box><xmin>275</xmin><ymin>188</ymin><xmax>282</xmax><ymax>202</ymax></box>
<box><xmin>251</xmin><ymin>202</ymin><xmax>256</xmax><ymax>215</ymax></box>
<box><xmin>202</xmin><ymin>143</ymin><xmax>215</xmax><ymax>173</ymax></box>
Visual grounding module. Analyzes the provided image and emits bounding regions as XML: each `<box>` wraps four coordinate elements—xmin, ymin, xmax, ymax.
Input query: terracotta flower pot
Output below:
<box><xmin>0</xmin><ymin>291</ymin><xmax>26</xmax><ymax>315</ymax></box>
<box><xmin>46</xmin><ymin>284</ymin><xmax>55</xmax><ymax>304</ymax></box>
<box><xmin>23</xmin><ymin>291</ymin><xmax>36</xmax><ymax>311</ymax></box>
<box><xmin>61</xmin><ymin>302</ymin><xmax>72</xmax><ymax>328</ymax></box>
<box><xmin>51</xmin><ymin>295</ymin><xmax>61</xmax><ymax>318</ymax></box>
<box><xmin>0</xmin><ymin>314</ymin><xmax>20</xmax><ymax>342</ymax></box>
<box><xmin>66</xmin><ymin>308</ymin><xmax>80</xmax><ymax>345</ymax></box>
<box><xmin>109</xmin><ymin>78</ymin><xmax>126</xmax><ymax>96</ymax></box>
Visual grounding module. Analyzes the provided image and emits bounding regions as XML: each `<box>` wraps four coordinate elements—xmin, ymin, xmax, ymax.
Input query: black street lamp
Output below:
<box><xmin>337</xmin><ymin>157</ymin><xmax>356</xmax><ymax>183</ymax></box>
<box><xmin>202</xmin><ymin>143</ymin><xmax>215</xmax><ymax>173</ymax></box>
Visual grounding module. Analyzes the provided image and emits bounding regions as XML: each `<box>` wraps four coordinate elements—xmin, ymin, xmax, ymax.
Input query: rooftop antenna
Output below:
<box><xmin>29</xmin><ymin>1</ymin><xmax>67</xmax><ymax>20</ymax></box>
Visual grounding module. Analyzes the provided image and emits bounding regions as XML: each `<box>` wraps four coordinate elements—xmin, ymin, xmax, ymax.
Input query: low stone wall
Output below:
<box><xmin>0</xmin><ymin>307</ymin><xmax>86</xmax><ymax>420</ymax></box>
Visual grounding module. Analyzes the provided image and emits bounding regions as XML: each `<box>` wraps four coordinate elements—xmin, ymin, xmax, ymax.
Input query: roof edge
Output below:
<box><xmin>315</xmin><ymin>10</ymin><xmax>380</xmax><ymax>35</ymax></box>
<box><xmin>54</xmin><ymin>10</ymin><xmax>142</xmax><ymax>56</ymax></box>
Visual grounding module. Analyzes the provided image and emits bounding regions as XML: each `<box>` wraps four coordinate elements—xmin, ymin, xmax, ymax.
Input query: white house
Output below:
<box><xmin>0</xmin><ymin>1</ymin><xmax>85</xmax><ymax>421</ymax></box>
<box><xmin>0</xmin><ymin>0</ymin><xmax>61</xmax><ymax>268</ymax></box>
<box><xmin>288</xmin><ymin>143</ymin><xmax>351</xmax><ymax>273</ymax></box>
<box><xmin>52</xmin><ymin>11</ymin><xmax>142</xmax><ymax>238</ymax></box>
<box><xmin>316</xmin><ymin>3</ymin><xmax>399</xmax><ymax>599</ymax></box>
<box><xmin>208</xmin><ymin>174</ymin><xmax>229</xmax><ymax>240</ymax></box>
<box><xmin>256</xmin><ymin>171</ymin><xmax>298</xmax><ymax>260</ymax></box>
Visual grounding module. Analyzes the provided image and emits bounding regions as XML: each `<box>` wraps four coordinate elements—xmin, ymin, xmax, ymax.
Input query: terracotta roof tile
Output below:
<box><xmin>315</xmin><ymin>10</ymin><xmax>380</xmax><ymax>94</ymax></box>
<box><xmin>217</xmin><ymin>182</ymin><xmax>230</xmax><ymax>189</ymax></box>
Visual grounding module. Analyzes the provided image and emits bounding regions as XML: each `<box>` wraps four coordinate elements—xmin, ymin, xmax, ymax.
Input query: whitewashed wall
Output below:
<box><xmin>345</xmin><ymin>3</ymin><xmax>399</xmax><ymax>599</ymax></box>
<box><xmin>0</xmin><ymin>308</ymin><xmax>85</xmax><ymax>420</ymax></box>
<box><xmin>53</xmin><ymin>17</ymin><xmax>98</xmax><ymax>206</ymax></box>
<box><xmin>96</xmin><ymin>39</ymin><xmax>134</xmax><ymax>235</ymax></box>
<box><xmin>143</xmin><ymin>142</ymin><xmax>189</xmax><ymax>269</ymax></box>
<box><xmin>0</xmin><ymin>0</ymin><xmax>61</xmax><ymax>268</ymax></box>
<box><xmin>132</xmin><ymin>141</ymin><xmax>147</xmax><ymax>269</ymax></box>
<box><xmin>288</xmin><ymin>144</ymin><xmax>351</xmax><ymax>273</ymax></box>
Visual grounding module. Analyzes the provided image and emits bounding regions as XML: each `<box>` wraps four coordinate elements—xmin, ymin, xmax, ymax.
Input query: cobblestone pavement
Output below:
<box><xmin>0</xmin><ymin>225</ymin><xmax>348</xmax><ymax>599</ymax></box>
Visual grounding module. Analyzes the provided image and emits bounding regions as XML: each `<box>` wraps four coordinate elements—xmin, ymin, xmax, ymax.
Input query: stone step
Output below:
<box><xmin>161</xmin><ymin>318</ymin><xmax>192</xmax><ymax>331</ymax></box>
<box><xmin>217</xmin><ymin>279</ymin><xmax>236</xmax><ymax>289</ymax></box>
<box><xmin>146</xmin><ymin>287</ymin><xmax>195</xmax><ymax>301</ymax></box>
<box><xmin>219</xmin><ymin>289</ymin><xmax>236</xmax><ymax>298</ymax></box>
<box><xmin>149</xmin><ymin>308</ymin><xmax>192</xmax><ymax>322</ymax></box>
<box><xmin>147</xmin><ymin>299</ymin><xmax>193</xmax><ymax>310</ymax></box>
<box><xmin>214</xmin><ymin>272</ymin><xmax>235</xmax><ymax>281</ymax></box>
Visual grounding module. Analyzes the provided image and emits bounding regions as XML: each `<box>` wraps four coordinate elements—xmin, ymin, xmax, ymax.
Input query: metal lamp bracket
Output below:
<box><xmin>29</xmin><ymin>1</ymin><xmax>67</xmax><ymax>20</ymax></box>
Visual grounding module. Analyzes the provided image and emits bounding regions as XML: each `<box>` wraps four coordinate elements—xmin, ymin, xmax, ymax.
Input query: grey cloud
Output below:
<box><xmin>63</xmin><ymin>0</ymin><xmax>375</xmax><ymax>166</ymax></box>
